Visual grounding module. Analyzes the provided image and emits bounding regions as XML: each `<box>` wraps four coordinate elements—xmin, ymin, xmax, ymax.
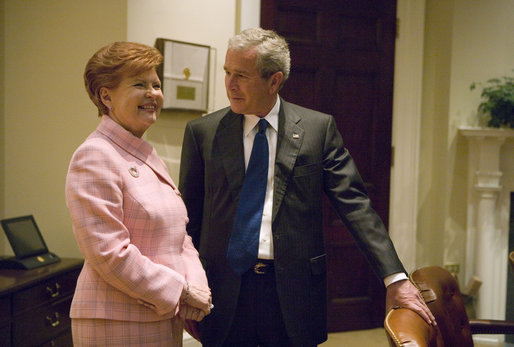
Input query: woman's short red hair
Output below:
<box><xmin>84</xmin><ymin>41</ymin><xmax>163</xmax><ymax>116</ymax></box>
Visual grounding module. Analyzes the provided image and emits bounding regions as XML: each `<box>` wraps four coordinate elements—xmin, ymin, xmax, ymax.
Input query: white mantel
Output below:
<box><xmin>460</xmin><ymin>127</ymin><xmax>514</xmax><ymax>345</ymax></box>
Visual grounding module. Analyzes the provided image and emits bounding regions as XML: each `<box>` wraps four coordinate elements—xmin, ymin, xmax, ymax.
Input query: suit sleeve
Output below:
<box><xmin>66</xmin><ymin>142</ymin><xmax>185</xmax><ymax>316</ymax></box>
<box><xmin>179</xmin><ymin>122</ymin><xmax>205</xmax><ymax>250</ymax></box>
<box><xmin>321</xmin><ymin>115</ymin><xmax>406</xmax><ymax>279</ymax></box>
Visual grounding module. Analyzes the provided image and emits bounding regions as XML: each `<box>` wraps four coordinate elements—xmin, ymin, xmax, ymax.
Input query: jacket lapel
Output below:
<box><xmin>140</xmin><ymin>150</ymin><xmax>176</xmax><ymax>188</ymax></box>
<box><xmin>273</xmin><ymin>100</ymin><xmax>304</xmax><ymax>221</ymax></box>
<box><xmin>211</xmin><ymin>104</ymin><xmax>303</xmax><ymax>217</ymax></box>
<box><xmin>97</xmin><ymin>116</ymin><xmax>176</xmax><ymax>189</ymax></box>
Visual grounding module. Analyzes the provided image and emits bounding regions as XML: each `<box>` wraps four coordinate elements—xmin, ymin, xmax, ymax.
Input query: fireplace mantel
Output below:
<box><xmin>460</xmin><ymin>126</ymin><xmax>514</xmax><ymax>344</ymax></box>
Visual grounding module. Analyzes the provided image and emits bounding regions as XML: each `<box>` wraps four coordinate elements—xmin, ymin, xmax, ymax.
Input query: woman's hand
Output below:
<box><xmin>179</xmin><ymin>303</ymin><xmax>207</xmax><ymax>322</ymax></box>
<box><xmin>181</xmin><ymin>282</ymin><xmax>212</xmax><ymax>314</ymax></box>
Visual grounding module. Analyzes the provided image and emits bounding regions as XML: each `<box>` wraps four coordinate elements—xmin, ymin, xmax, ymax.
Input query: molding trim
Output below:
<box><xmin>389</xmin><ymin>0</ymin><xmax>426</xmax><ymax>272</ymax></box>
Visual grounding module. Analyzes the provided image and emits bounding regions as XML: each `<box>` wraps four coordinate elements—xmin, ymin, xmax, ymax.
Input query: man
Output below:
<box><xmin>179</xmin><ymin>28</ymin><xmax>435</xmax><ymax>346</ymax></box>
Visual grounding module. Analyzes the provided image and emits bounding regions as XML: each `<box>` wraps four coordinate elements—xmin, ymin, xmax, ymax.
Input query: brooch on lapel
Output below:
<box><xmin>293</xmin><ymin>133</ymin><xmax>300</xmax><ymax>139</ymax></box>
<box><xmin>128</xmin><ymin>166</ymin><xmax>140</xmax><ymax>178</ymax></box>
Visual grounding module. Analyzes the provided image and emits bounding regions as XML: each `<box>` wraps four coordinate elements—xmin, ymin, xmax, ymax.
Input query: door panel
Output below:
<box><xmin>261</xmin><ymin>0</ymin><xmax>397</xmax><ymax>331</ymax></box>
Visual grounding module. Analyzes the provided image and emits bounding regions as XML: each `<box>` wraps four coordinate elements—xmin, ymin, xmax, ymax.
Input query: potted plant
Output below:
<box><xmin>470</xmin><ymin>74</ymin><xmax>514</xmax><ymax>128</ymax></box>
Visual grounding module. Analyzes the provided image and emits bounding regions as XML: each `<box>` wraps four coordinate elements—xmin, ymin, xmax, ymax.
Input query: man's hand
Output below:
<box><xmin>386</xmin><ymin>279</ymin><xmax>436</xmax><ymax>326</ymax></box>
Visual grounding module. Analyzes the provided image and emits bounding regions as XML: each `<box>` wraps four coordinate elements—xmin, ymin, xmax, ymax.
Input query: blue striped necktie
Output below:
<box><xmin>227</xmin><ymin>118</ymin><xmax>269</xmax><ymax>275</ymax></box>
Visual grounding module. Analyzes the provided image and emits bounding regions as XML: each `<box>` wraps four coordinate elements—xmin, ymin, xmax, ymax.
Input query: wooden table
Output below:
<box><xmin>0</xmin><ymin>258</ymin><xmax>83</xmax><ymax>347</ymax></box>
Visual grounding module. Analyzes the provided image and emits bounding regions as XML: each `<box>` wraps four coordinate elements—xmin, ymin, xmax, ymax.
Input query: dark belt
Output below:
<box><xmin>253</xmin><ymin>259</ymin><xmax>274</xmax><ymax>275</ymax></box>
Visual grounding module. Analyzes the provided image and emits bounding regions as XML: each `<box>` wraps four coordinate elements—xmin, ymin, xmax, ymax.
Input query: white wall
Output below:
<box><xmin>450</xmin><ymin>0</ymin><xmax>514</xmax><ymax>128</ymax></box>
<box><xmin>126</xmin><ymin>0</ymin><xmax>236</xmax><ymax>182</ymax></box>
<box><xmin>127</xmin><ymin>0</ymin><xmax>235</xmax><ymax>112</ymax></box>
<box><xmin>447</xmin><ymin>0</ymin><xmax>514</xmax><ymax>279</ymax></box>
<box><xmin>1</xmin><ymin>0</ymin><xmax>127</xmax><ymax>257</ymax></box>
<box><xmin>417</xmin><ymin>0</ymin><xmax>514</xmax><ymax>286</ymax></box>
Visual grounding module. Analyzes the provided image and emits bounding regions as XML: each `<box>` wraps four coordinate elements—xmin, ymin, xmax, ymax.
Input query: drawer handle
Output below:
<box><xmin>46</xmin><ymin>282</ymin><xmax>61</xmax><ymax>298</ymax></box>
<box><xmin>46</xmin><ymin>312</ymin><xmax>60</xmax><ymax>327</ymax></box>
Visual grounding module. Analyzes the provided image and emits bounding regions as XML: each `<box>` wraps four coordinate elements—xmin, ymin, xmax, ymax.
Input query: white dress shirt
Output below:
<box><xmin>243</xmin><ymin>98</ymin><xmax>280</xmax><ymax>260</ymax></box>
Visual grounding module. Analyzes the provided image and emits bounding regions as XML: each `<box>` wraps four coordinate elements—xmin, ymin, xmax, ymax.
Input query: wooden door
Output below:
<box><xmin>261</xmin><ymin>0</ymin><xmax>397</xmax><ymax>332</ymax></box>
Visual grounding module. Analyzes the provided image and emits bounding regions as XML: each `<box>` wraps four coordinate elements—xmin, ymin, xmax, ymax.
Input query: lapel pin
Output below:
<box><xmin>293</xmin><ymin>133</ymin><xmax>300</xmax><ymax>139</ymax></box>
<box><xmin>129</xmin><ymin>166</ymin><xmax>140</xmax><ymax>178</ymax></box>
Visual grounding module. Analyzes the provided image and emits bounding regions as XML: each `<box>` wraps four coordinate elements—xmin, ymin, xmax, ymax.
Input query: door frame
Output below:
<box><xmin>388</xmin><ymin>0</ymin><xmax>426</xmax><ymax>272</ymax></box>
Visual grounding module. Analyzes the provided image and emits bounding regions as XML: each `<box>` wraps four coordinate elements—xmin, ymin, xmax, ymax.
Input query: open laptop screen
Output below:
<box><xmin>1</xmin><ymin>215</ymin><xmax>49</xmax><ymax>259</ymax></box>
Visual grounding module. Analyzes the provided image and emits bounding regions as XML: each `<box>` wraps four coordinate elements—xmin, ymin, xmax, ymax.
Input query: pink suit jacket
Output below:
<box><xmin>66</xmin><ymin>115</ymin><xmax>207</xmax><ymax>322</ymax></box>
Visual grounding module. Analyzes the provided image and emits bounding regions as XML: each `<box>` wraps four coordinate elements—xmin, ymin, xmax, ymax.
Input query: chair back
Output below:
<box><xmin>410</xmin><ymin>266</ymin><xmax>474</xmax><ymax>347</ymax></box>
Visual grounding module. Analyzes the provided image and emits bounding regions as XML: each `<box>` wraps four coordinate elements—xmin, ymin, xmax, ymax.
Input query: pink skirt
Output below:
<box><xmin>72</xmin><ymin>317</ymin><xmax>183</xmax><ymax>346</ymax></box>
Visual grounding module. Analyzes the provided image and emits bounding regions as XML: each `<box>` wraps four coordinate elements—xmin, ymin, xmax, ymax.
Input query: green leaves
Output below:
<box><xmin>471</xmin><ymin>75</ymin><xmax>514</xmax><ymax>128</ymax></box>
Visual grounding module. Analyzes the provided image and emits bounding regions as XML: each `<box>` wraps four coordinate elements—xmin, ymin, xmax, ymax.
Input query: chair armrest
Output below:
<box><xmin>384</xmin><ymin>308</ymin><xmax>442</xmax><ymax>347</ymax></box>
<box><xmin>469</xmin><ymin>319</ymin><xmax>514</xmax><ymax>335</ymax></box>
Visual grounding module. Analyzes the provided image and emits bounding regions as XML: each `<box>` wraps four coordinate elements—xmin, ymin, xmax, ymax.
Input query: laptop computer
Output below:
<box><xmin>0</xmin><ymin>215</ymin><xmax>60</xmax><ymax>269</ymax></box>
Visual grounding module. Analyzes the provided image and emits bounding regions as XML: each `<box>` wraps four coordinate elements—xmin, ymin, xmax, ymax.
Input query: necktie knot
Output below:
<box><xmin>258</xmin><ymin>119</ymin><xmax>268</xmax><ymax>134</ymax></box>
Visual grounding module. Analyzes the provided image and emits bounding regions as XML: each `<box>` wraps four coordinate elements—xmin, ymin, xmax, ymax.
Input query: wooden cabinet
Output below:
<box><xmin>0</xmin><ymin>258</ymin><xmax>83</xmax><ymax>347</ymax></box>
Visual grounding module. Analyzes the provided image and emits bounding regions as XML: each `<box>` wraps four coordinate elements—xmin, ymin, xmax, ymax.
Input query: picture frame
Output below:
<box><xmin>155</xmin><ymin>38</ymin><xmax>210</xmax><ymax>112</ymax></box>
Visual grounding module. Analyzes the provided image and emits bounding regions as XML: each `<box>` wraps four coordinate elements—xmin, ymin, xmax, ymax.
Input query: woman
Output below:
<box><xmin>66</xmin><ymin>41</ymin><xmax>211</xmax><ymax>346</ymax></box>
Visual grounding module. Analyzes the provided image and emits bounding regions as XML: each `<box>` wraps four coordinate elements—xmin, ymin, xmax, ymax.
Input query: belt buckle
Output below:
<box><xmin>254</xmin><ymin>262</ymin><xmax>267</xmax><ymax>275</ymax></box>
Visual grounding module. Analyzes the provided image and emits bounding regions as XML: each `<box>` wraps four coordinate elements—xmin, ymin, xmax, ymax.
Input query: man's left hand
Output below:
<box><xmin>385</xmin><ymin>279</ymin><xmax>436</xmax><ymax>326</ymax></box>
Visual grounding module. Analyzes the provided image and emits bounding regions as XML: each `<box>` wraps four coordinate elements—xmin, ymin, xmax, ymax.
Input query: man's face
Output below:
<box><xmin>224</xmin><ymin>48</ymin><xmax>280</xmax><ymax>117</ymax></box>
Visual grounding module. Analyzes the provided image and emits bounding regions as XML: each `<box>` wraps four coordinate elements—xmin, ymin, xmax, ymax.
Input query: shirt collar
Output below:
<box><xmin>243</xmin><ymin>97</ymin><xmax>280</xmax><ymax>136</ymax></box>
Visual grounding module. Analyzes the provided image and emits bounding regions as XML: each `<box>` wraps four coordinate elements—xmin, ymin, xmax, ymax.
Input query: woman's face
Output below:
<box><xmin>101</xmin><ymin>68</ymin><xmax>163</xmax><ymax>137</ymax></box>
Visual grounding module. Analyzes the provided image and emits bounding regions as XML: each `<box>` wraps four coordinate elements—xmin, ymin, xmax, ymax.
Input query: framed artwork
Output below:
<box><xmin>155</xmin><ymin>38</ymin><xmax>210</xmax><ymax>111</ymax></box>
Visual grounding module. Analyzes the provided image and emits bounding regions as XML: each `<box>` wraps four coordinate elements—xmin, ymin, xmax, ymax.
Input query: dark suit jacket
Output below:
<box><xmin>179</xmin><ymin>99</ymin><xmax>406</xmax><ymax>346</ymax></box>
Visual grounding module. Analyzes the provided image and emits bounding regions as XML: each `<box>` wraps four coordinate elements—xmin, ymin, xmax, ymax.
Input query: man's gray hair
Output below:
<box><xmin>228</xmin><ymin>27</ymin><xmax>290</xmax><ymax>89</ymax></box>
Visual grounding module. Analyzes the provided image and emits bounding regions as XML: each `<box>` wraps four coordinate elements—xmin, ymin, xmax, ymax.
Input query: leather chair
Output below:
<box><xmin>384</xmin><ymin>266</ymin><xmax>514</xmax><ymax>346</ymax></box>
